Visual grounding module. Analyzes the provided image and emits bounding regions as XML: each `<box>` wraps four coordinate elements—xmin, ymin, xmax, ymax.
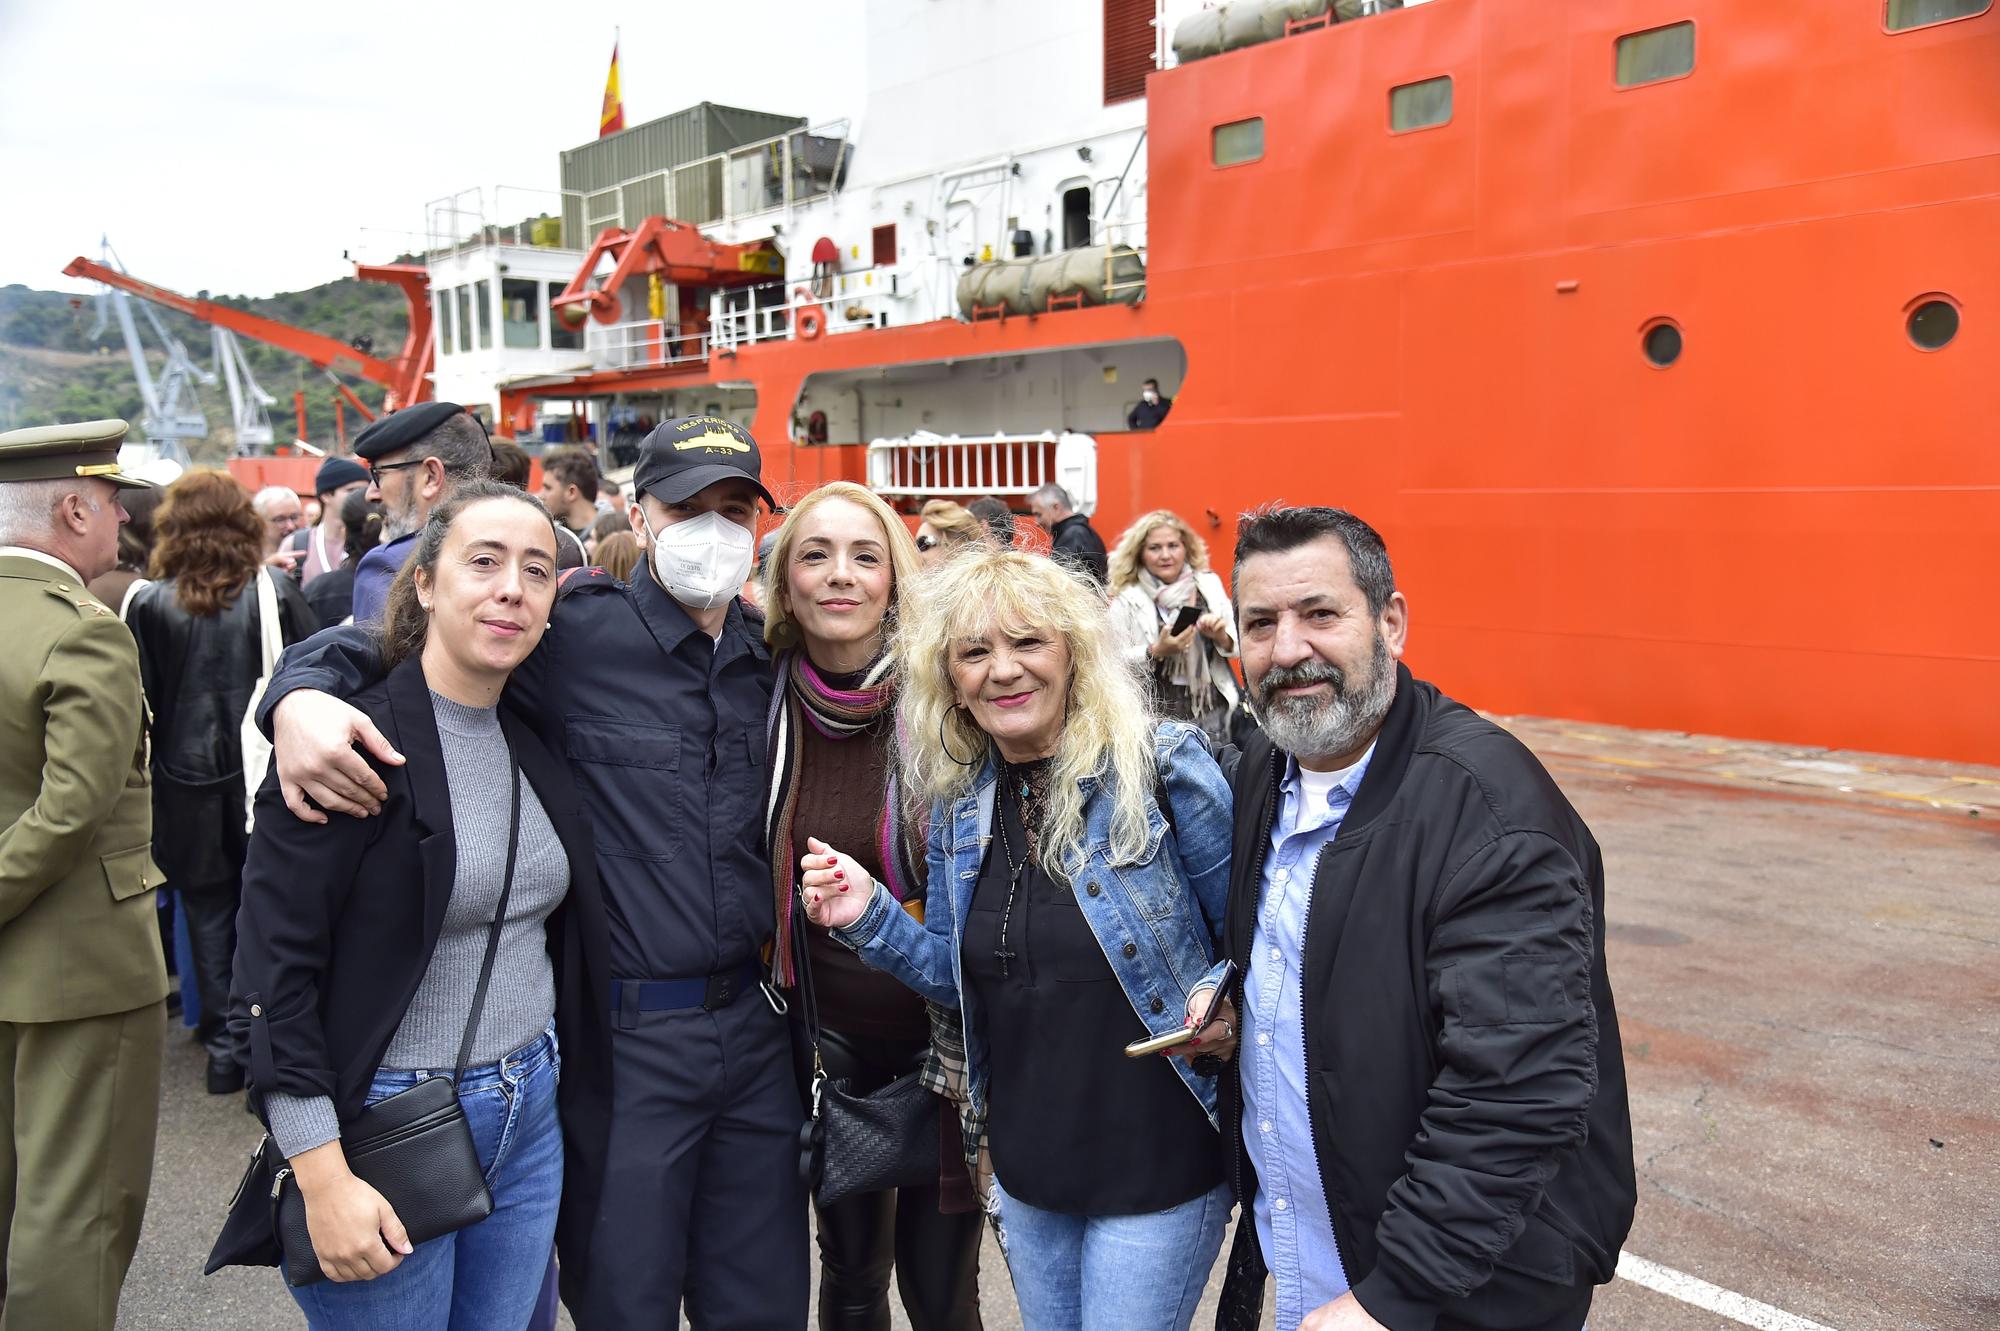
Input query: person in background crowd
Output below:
<box><xmin>350</xmin><ymin>402</ymin><xmax>493</xmax><ymax>624</ymax></box>
<box><xmin>803</xmin><ymin>546</ymin><xmax>1237</xmax><ymax>1331</ymax></box>
<box><xmin>1126</xmin><ymin>378</ymin><xmax>1172</xmax><ymax>431</ymax></box>
<box><xmin>585</xmin><ymin>508</ymin><xmax>627</xmax><ymax>561</ymax></box>
<box><xmin>305</xmin><ymin>488</ymin><xmax>384</xmax><ymax>628</ymax></box>
<box><xmin>1028</xmin><ymin>484</ymin><xmax>1108</xmax><ymax>588</ymax></box>
<box><xmin>285</xmin><ymin>457</ymin><xmax>371</xmax><ymax>587</ymax></box>
<box><xmin>303</xmin><ymin>498</ymin><xmax>322</xmax><ymax>529</ymax></box>
<box><xmin>915</xmin><ymin>499</ymin><xmax>983</xmax><ymax>567</ymax></box>
<box><xmin>760</xmin><ymin>482</ymin><xmax>985</xmax><ymax>1330</ymax></box>
<box><xmin>965</xmin><ymin>496</ymin><xmax>1015</xmax><ymax>548</ymax></box>
<box><xmin>88</xmin><ymin>482</ymin><xmax>165</xmax><ymax>618</ymax></box>
<box><xmin>489</xmin><ymin>439</ymin><xmax>532</xmax><ymax>489</ymax></box>
<box><xmin>259</xmin><ymin>416</ymin><xmax>809</xmax><ymax>1329</ymax></box>
<box><xmin>0</xmin><ymin>421</ymin><xmax>167</xmax><ymax>1331</ymax></box>
<box><xmin>252</xmin><ymin>484</ymin><xmax>306</xmax><ymax>574</ymax></box>
<box><xmin>1108</xmin><ymin>510</ymin><xmax>1240</xmax><ymax>748</ymax></box>
<box><xmin>594</xmin><ymin>530</ymin><xmax>641</xmax><ymax>582</ymax></box>
<box><xmin>539</xmin><ymin>449</ymin><xmax>600</xmax><ymax>535</ymax></box>
<box><xmin>1210</xmin><ymin>507</ymin><xmax>1635</xmax><ymax>1331</ymax></box>
<box><xmin>129</xmin><ymin>471</ymin><xmax>317</xmax><ymax>1094</ymax></box>
<box><xmin>231</xmin><ymin>482</ymin><xmax>584</xmax><ymax>1328</ymax></box>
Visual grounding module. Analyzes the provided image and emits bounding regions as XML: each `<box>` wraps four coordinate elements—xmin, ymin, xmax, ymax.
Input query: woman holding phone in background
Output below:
<box><xmin>801</xmin><ymin>546</ymin><xmax>1238</xmax><ymax>1331</ymax></box>
<box><xmin>1107</xmin><ymin>510</ymin><xmax>1239</xmax><ymax>748</ymax></box>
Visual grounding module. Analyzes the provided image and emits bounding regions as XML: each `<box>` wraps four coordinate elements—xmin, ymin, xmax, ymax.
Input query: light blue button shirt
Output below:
<box><xmin>1243</xmin><ymin>744</ymin><xmax>1373</xmax><ymax>1330</ymax></box>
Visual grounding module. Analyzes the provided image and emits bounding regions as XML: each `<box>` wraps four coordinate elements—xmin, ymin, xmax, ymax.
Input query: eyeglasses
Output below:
<box><xmin>916</xmin><ymin>535</ymin><xmax>937</xmax><ymax>552</ymax></box>
<box><xmin>368</xmin><ymin>458</ymin><xmax>431</xmax><ymax>477</ymax></box>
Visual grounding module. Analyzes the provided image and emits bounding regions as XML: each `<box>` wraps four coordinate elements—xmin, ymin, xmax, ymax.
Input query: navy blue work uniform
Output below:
<box><xmin>261</xmin><ymin>565</ymin><xmax>809</xmax><ymax>1330</ymax></box>
<box><xmin>348</xmin><ymin>529</ymin><xmax>415</xmax><ymax>625</ymax></box>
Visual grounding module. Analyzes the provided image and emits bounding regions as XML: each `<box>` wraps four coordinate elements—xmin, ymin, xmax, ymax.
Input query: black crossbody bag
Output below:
<box><xmin>792</xmin><ymin>915</ymin><xmax>941</xmax><ymax>1208</ymax></box>
<box><xmin>207</xmin><ymin>746</ymin><xmax>523</xmax><ymax>1287</ymax></box>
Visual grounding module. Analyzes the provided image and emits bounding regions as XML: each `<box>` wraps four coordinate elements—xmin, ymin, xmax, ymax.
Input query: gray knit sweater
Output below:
<box><xmin>266</xmin><ymin>691</ymin><xmax>570</xmax><ymax>1158</ymax></box>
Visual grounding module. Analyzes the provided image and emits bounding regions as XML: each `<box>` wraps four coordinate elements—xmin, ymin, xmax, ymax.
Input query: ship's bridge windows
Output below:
<box><xmin>548</xmin><ymin>282</ymin><xmax>584</xmax><ymax>351</ymax></box>
<box><xmin>1212</xmin><ymin>118</ymin><xmax>1265</xmax><ymax>168</ymax></box>
<box><xmin>1642</xmin><ymin>318</ymin><xmax>1684</xmax><ymax>368</ymax></box>
<box><xmin>1885</xmin><ymin>0</ymin><xmax>1990</xmax><ymax>31</ymax></box>
<box><xmin>455</xmin><ymin>287</ymin><xmax>473</xmax><ymax>354</ymax></box>
<box><xmin>502</xmin><ymin>279</ymin><xmax>542</xmax><ymax>350</ymax></box>
<box><xmin>435</xmin><ymin>292</ymin><xmax>455</xmax><ymax>359</ymax></box>
<box><xmin>1906</xmin><ymin>296</ymin><xmax>1960</xmax><ymax>351</ymax></box>
<box><xmin>475</xmin><ymin>281</ymin><xmax>493</xmax><ymax>351</ymax></box>
<box><xmin>1615</xmin><ymin>22</ymin><xmax>1696</xmax><ymax>88</ymax></box>
<box><xmin>1389</xmin><ymin>76</ymin><xmax>1454</xmax><ymax>133</ymax></box>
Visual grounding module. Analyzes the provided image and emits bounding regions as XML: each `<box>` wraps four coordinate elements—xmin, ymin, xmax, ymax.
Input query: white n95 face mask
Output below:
<box><xmin>646</xmin><ymin>509</ymin><xmax>756</xmax><ymax>610</ymax></box>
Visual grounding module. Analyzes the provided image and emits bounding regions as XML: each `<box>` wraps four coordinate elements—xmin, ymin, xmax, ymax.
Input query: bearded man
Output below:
<box><xmin>1198</xmin><ymin>507</ymin><xmax>1635</xmax><ymax>1331</ymax></box>
<box><xmin>348</xmin><ymin>402</ymin><xmax>492</xmax><ymax>624</ymax></box>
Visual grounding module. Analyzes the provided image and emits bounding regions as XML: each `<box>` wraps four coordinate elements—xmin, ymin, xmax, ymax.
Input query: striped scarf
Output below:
<box><xmin>764</xmin><ymin>649</ymin><xmax>921</xmax><ymax>986</ymax></box>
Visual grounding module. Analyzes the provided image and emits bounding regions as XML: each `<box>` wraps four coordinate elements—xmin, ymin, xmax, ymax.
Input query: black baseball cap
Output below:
<box><xmin>633</xmin><ymin>416</ymin><xmax>775</xmax><ymax>507</ymax></box>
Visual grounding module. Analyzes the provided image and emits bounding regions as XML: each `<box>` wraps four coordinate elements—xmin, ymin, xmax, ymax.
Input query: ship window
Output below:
<box><xmin>1389</xmin><ymin>76</ymin><xmax>1453</xmax><ymax>132</ymax></box>
<box><xmin>1906</xmin><ymin>296</ymin><xmax>1959</xmax><ymax>350</ymax></box>
<box><xmin>1615</xmin><ymin>22</ymin><xmax>1696</xmax><ymax>88</ymax></box>
<box><xmin>455</xmin><ymin>287</ymin><xmax>473</xmax><ymax>354</ymax></box>
<box><xmin>1063</xmin><ymin>187</ymin><xmax>1093</xmax><ymax>249</ymax></box>
<box><xmin>502</xmin><ymin>278</ymin><xmax>542</xmax><ymax>350</ymax></box>
<box><xmin>1212</xmin><ymin>118</ymin><xmax>1264</xmax><ymax>167</ymax></box>
<box><xmin>548</xmin><ymin>282</ymin><xmax>584</xmax><ymax>350</ymax></box>
<box><xmin>475</xmin><ymin>280</ymin><xmax>493</xmax><ymax>350</ymax></box>
<box><xmin>1642</xmin><ymin>319</ymin><xmax>1683</xmax><ymax>367</ymax></box>
<box><xmin>872</xmin><ymin>224</ymin><xmax>897</xmax><ymax>268</ymax></box>
<box><xmin>435</xmin><ymin>293</ymin><xmax>454</xmax><ymax>358</ymax></box>
<box><xmin>1886</xmin><ymin>0</ymin><xmax>1990</xmax><ymax>30</ymax></box>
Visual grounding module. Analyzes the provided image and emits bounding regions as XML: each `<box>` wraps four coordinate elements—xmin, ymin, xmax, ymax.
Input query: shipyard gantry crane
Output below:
<box><xmin>63</xmin><ymin>253</ymin><xmax>436</xmax><ymax>420</ymax></box>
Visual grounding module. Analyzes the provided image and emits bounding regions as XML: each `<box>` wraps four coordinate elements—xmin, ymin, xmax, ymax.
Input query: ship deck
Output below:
<box><xmin>118</xmin><ymin>723</ymin><xmax>1999</xmax><ymax>1331</ymax></box>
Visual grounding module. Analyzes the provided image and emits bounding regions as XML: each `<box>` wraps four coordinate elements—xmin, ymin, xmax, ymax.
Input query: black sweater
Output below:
<box><xmin>1219</xmin><ymin>664</ymin><xmax>1636</xmax><ymax>1331</ymax></box>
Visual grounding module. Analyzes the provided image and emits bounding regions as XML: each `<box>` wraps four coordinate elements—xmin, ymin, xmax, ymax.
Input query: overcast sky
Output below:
<box><xmin>0</xmin><ymin>1</ymin><xmax>867</xmax><ymax>298</ymax></box>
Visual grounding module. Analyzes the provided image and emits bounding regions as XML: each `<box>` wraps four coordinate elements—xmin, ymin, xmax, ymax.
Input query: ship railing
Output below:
<box><xmin>583</xmin><ymin>318</ymin><xmax>711</xmax><ymax>371</ymax></box>
<box><xmin>423</xmin><ymin>186</ymin><xmax>569</xmax><ymax>259</ymax></box>
<box><xmin>562</xmin><ymin>120</ymin><xmax>853</xmax><ymax>248</ymax></box>
<box><xmin>865</xmin><ymin>430</ymin><xmax>1098</xmax><ymax>511</ymax></box>
<box><xmin>711</xmin><ymin>284</ymin><xmax>894</xmax><ymax>351</ymax></box>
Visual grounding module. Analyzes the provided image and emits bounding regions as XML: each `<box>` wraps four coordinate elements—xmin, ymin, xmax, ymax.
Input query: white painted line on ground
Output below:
<box><xmin>1618</xmin><ymin>1251</ymin><xmax>1842</xmax><ymax>1331</ymax></box>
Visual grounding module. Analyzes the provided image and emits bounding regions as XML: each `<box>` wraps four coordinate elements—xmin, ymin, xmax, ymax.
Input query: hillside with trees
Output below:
<box><xmin>0</xmin><ymin>275</ymin><xmax>411</xmax><ymax>461</ymax></box>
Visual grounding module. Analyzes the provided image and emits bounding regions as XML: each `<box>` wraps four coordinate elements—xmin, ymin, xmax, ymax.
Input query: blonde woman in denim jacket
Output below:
<box><xmin>803</xmin><ymin>547</ymin><xmax>1238</xmax><ymax>1331</ymax></box>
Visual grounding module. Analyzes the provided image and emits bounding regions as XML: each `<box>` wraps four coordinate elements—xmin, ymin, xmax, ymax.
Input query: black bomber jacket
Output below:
<box><xmin>1218</xmin><ymin>664</ymin><xmax>1636</xmax><ymax>1331</ymax></box>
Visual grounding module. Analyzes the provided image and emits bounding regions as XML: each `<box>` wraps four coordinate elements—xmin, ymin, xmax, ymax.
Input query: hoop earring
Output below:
<box><xmin>939</xmin><ymin>707</ymin><xmax>978</xmax><ymax>768</ymax></box>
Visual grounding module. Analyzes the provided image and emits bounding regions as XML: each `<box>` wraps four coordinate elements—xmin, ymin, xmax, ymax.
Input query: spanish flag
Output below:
<box><xmin>599</xmin><ymin>41</ymin><xmax>624</xmax><ymax>138</ymax></box>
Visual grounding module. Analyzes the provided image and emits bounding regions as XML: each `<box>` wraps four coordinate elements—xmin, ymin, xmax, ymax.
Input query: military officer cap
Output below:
<box><xmin>0</xmin><ymin>419</ymin><xmax>153</xmax><ymax>489</ymax></box>
<box><xmin>353</xmin><ymin>401</ymin><xmax>489</xmax><ymax>463</ymax></box>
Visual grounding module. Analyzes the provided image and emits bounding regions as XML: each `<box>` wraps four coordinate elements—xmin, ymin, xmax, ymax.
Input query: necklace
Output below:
<box><xmin>991</xmin><ymin>762</ymin><xmax>1046</xmax><ymax>979</ymax></box>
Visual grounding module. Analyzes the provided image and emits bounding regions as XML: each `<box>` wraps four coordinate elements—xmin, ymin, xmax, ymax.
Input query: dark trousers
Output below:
<box><xmin>176</xmin><ymin>884</ymin><xmax>240</xmax><ymax>1066</ymax></box>
<box><xmin>807</xmin><ymin>1027</ymin><xmax>984</xmax><ymax>1331</ymax></box>
<box><xmin>564</xmin><ymin>989</ymin><xmax>809</xmax><ymax>1330</ymax></box>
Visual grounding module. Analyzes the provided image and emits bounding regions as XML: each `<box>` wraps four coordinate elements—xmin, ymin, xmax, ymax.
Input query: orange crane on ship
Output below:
<box><xmin>62</xmin><ymin>254</ymin><xmax>437</xmax><ymax>433</ymax></box>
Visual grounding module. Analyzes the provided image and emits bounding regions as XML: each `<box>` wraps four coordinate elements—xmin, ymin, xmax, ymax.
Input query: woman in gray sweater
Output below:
<box><xmin>232</xmin><ymin>481</ymin><xmax>591</xmax><ymax>1329</ymax></box>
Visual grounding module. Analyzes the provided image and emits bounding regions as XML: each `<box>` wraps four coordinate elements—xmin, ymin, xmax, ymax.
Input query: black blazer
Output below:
<box><xmin>230</xmin><ymin>654</ymin><xmax>601</xmax><ymax>1131</ymax></box>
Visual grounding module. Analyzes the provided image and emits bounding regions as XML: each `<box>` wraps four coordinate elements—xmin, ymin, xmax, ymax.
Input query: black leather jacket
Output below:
<box><xmin>128</xmin><ymin>573</ymin><xmax>316</xmax><ymax>882</ymax></box>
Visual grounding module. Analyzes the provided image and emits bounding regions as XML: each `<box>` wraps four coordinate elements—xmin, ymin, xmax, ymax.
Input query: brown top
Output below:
<box><xmin>794</xmin><ymin>712</ymin><xmax>931</xmax><ymax>1046</ymax></box>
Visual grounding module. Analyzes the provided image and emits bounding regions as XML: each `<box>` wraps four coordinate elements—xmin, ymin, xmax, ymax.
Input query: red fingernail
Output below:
<box><xmin>834</xmin><ymin>870</ymin><xmax>845</xmax><ymax>879</ymax></box>
<box><xmin>839</xmin><ymin>883</ymin><xmax>849</xmax><ymax>892</ymax></box>
<box><xmin>828</xmin><ymin>856</ymin><xmax>839</xmax><ymax>865</ymax></box>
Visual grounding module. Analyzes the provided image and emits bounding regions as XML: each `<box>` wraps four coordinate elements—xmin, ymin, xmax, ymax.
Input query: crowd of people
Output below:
<box><xmin>0</xmin><ymin>407</ymin><xmax>1636</xmax><ymax>1331</ymax></box>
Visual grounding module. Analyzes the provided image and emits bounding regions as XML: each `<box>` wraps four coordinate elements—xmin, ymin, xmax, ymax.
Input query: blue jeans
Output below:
<box><xmin>991</xmin><ymin>1177</ymin><xmax>1231</xmax><ymax>1331</ymax></box>
<box><xmin>290</xmin><ymin>1028</ymin><xmax>562</xmax><ymax>1331</ymax></box>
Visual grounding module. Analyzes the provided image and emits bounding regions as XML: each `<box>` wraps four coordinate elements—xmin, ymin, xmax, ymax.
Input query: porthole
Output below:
<box><xmin>1906</xmin><ymin>298</ymin><xmax>1959</xmax><ymax>351</ymax></box>
<box><xmin>1642</xmin><ymin>320</ymin><xmax>1683</xmax><ymax>367</ymax></box>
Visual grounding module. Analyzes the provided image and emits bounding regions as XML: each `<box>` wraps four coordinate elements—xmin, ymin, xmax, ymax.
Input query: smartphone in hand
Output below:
<box><xmin>1170</xmin><ymin>603</ymin><xmax>1202</xmax><ymax>635</ymax></box>
<box><xmin>1123</xmin><ymin>961</ymin><xmax>1238</xmax><ymax>1057</ymax></box>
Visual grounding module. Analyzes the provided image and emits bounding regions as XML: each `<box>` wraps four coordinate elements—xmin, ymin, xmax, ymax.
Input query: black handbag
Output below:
<box><xmin>209</xmin><ymin>746</ymin><xmax>524</xmax><ymax>1287</ymax></box>
<box><xmin>793</xmin><ymin>921</ymin><xmax>941</xmax><ymax>1208</ymax></box>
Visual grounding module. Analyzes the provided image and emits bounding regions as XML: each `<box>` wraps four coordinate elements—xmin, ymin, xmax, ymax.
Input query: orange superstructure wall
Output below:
<box><xmin>1123</xmin><ymin>0</ymin><xmax>2000</xmax><ymax>764</ymax></box>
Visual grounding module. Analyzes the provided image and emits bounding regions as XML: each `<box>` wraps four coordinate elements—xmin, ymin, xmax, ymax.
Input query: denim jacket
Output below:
<box><xmin>836</xmin><ymin>721</ymin><xmax>1234</xmax><ymax>1125</ymax></box>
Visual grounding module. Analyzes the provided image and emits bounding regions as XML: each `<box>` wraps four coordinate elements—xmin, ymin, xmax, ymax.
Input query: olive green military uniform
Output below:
<box><xmin>0</xmin><ymin>422</ymin><xmax>167</xmax><ymax>1331</ymax></box>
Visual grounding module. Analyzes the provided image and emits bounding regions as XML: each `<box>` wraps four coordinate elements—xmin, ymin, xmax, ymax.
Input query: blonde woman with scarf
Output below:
<box><xmin>1107</xmin><ymin>510</ymin><xmax>1239</xmax><ymax>747</ymax></box>
<box><xmin>760</xmin><ymin>481</ymin><xmax>986</xmax><ymax>1330</ymax></box>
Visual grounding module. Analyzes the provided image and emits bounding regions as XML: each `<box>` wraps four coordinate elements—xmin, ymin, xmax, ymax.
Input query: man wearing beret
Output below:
<box><xmin>284</xmin><ymin>455</ymin><xmax>371</xmax><ymax>587</ymax></box>
<box><xmin>259</xmin><ymin>416</ymin><xmax>809</xmax><ymax>1327</ymax></box>
<box><xmin>349</xmin><ymin>401</ymin><xmax>493</xmax><ymax>624</ymax></box>
<box><xmin>0</xmin><ymin>420</ymin><xmax>170</xmax><ymax>1331</ymax></box>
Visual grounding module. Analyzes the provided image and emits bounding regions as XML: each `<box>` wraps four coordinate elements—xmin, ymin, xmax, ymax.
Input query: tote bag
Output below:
<box><xmin>240</xmin><ymin>569</ymin><xmax>283</xmax><ymax>831</ymax></box>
